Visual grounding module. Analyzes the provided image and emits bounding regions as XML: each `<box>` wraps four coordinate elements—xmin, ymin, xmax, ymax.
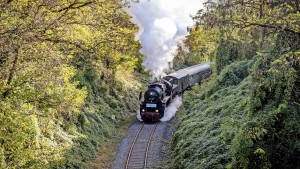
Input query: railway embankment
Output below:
<box><xmin>171</xmin><ymin>60</ymin><xmax>300</xmax><ymax>168</ymax></box>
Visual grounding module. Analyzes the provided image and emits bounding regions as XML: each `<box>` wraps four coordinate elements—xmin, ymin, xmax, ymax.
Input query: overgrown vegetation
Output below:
<box><xmin>172</xmin><ymin>61</ymin><xmax>252</xmax><ymax>168</ymax></box>
<box><xmin>172</xmin><ymin>0</ymin><xmax>300</xmax><ymax>168</ymax></box>
<box><xmin>0</xmin><ymin>0</ymin><xmax>144</xmax><ymax>168</ymax></box>
<box><xmin>1</xmin><ymin>0</ymin><xmax>299</xmax><ymax>168</ymax></box>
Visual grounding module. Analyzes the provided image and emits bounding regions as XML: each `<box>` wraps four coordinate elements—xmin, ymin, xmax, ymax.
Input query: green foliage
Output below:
<box><xmin>235</xmin><ymin>32</ymin><xmax>300</xmax><ymax>169</ymax></box>
<box><xmin>54</xmin><ymin>61</ymin><xmax>143</xmax><ymax>168</ymax></box>
<box><xmin>172</xmin><ymin>1</ymin><xmax>300</xmax><ymax>168</ymax></box>
<box><xmin>172</xmin><ymin>61</ymin><xmax>252</xmax><ymax>168</ymax></box>
<box><xmin>0</xmin><ymin>61</ymin><xmax>86</xmax><ymax>168</ymax></box>
<box><xmin>215</xmin><ymin>39</ymin><xmax>246</xmax><ymax>74</ymax></box>
<box><xmin>0</xmin><ymin>0</ymin><xmax>143</xmax><ymax>168</ymax></box>
<box><xmin>190</xmin><ymin>0</ymin><xmax>300</xmax><ymax>73</ymax></box>
<box><xmin>172</xmin><ymin>55</ymin><xmax>300</xmax><ymax>168</ymax></box>
<box><xmin>174</xmin><ymin>25</ymin><xmax>218</xmax><ymax>69</ymax></box>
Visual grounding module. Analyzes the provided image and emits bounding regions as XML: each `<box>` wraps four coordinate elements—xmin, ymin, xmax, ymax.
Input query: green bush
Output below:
<box><xmin>172</xmin><ymin>56</ymin><xmax>300</xmax><ymax>169</ymax></box>
<box><xmin>50</xmin><ymin>64</ymin><xmax>142</xmax><ymax>168</ymax></box>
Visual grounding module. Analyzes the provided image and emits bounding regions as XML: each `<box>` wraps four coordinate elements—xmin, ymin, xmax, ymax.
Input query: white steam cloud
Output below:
<box><xmin>136</xmin><ymin>110</ymin><xmax>142</xmax><ymax>122</ymax></box>
<box><xmin>160</xmin><ymin>96</ymin><xmax>182</xmax><ymax>122</ymax></box>
<box><xmin>128</xmin><ymin>0</ymin><xmax>204</xmax><ymax>78</ymax></box>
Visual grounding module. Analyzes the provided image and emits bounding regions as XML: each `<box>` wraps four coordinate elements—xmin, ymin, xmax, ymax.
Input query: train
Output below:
<box><xmin>139</xmin><ymin>62</ymin><xmax>212</xmax><ymax>122</ymax></box>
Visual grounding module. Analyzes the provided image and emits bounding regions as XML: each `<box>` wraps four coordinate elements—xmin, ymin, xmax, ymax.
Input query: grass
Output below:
<box><xmin>86</xmin><ymin>115</ymin><xmax>136</xmax><ymax>168</ymax></box>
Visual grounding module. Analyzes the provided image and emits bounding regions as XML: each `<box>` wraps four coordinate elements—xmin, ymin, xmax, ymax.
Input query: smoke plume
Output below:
<box><xmin>128</xmin><ymin>0</ymin><xmax>204</xmax><ymax>78</ymax></box>
<box><xmin>136</xmin><ymin>110</ymin><xmax>142</xmax><ymax>122</ymax></box>
<box><xmin>160</xmin><ymin>96</ymin><xmax>182</xmax><ymax>122</ymax></box>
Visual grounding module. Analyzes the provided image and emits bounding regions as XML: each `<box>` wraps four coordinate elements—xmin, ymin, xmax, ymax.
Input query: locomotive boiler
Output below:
<box><xmin>139</xmin><ymin>62</ymin><xmax>212</xmax><ymax>122</ymax></box>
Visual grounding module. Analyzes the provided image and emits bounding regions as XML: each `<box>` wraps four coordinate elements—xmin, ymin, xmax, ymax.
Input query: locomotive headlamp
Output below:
<box><xmin>155</xmin><ymin>110</ymin><xmax>158</xmax><ymax>112</ymax></box>
<box><xmin>142</xmin><ymin>109</ymin><xmax>145</xmax><ymax>112</ymax></box>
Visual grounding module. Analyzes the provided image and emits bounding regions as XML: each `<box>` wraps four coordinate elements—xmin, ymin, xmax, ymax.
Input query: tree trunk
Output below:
<box><xmin>3</xmin><ymin>47</ymin><xmax>19</xmax><ymax>98</ymax></box>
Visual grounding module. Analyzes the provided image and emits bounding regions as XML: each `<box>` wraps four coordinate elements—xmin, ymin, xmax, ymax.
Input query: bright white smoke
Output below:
<box><xmin>160</xmin><ymin>96</ymin><xmax>182</xmax><ymax>122</ymax></box>
<box><xmin>136</xmin><ymin>110</ymin><xmax>142</xmax><ymax>122</ymax></box>
<box><xmin>128</xmin><ymin>0</ymin><xmax>204</xmax><ymax>78</ymax></box>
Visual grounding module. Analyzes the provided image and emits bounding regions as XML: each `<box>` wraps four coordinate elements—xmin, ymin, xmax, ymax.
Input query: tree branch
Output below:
<box><xmin>52</xmin><ymin>1</ymin><xmax>94</xmax><ymax>12</ymax></box>
<box><xmin>242</xmin><ymin>21</ymin><xmax>300</xmax><ymax>36</ymax></box>
<box><xmin>2</xmin><ymin>46</ymin><xmax>19</xmax><ymax>98</ymax></box>
<box><xmin>36</xmin><ymin>37</ymin><xmax>88</xmax><ymax>52</ymax></box>
<box><xmin>219</xmin><ymin>19</ymin><xmax>300</xmax><ymax>36</ymax></box>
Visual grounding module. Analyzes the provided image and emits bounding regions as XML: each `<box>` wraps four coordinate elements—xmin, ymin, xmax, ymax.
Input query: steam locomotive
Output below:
<box><xmin>139</xmin><ymin>62</ymin><xmax>212</xmax><ymax>122</ymax></box>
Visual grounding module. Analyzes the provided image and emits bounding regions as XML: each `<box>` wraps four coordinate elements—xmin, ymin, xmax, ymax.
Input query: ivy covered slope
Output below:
<box><xmin>172</xmin><ymin>1</ymin><xmax>300</xmax><ymax>169</ymax></box>
<box><xmin>173</xmin><ymin>54</ymin><xmax>299</xmax><ymax>168</ymax></box>
<box><xmin>0</xmin><ymin>0</ymin><xmax>143</xmax><ymax>168</ymax></box>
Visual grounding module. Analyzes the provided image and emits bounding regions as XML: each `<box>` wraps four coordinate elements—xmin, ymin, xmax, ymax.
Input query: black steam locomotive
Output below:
<box><xmin>139</xmin><ymin>62</ymin><xmax>212</xmax><ymax>122</ymax></box>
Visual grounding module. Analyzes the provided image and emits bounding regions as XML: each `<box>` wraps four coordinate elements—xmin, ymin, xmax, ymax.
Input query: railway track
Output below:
<box><xmin>125</xmin><ymin>122</ymin><xmax>158</xmax><ymax>169</ymax></box>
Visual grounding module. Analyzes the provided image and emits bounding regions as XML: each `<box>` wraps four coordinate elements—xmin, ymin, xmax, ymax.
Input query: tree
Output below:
<box><xmin>0</xmin><ymin>0</ymin><xmax>142</xmax><ymax>168</ymax></box>
<box><xmin>172</xmin><ymin>0</ymin><xmax>300</xmax><ymax>168</ymax></box>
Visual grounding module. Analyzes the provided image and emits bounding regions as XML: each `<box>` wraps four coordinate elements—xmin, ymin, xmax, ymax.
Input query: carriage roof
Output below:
<box><xmin>166</xmin><ymin>62</ymin><xmax>211</xmax><ymax>79</ymax></box>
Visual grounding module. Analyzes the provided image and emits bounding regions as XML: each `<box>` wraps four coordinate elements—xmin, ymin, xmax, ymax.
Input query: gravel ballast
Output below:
<box><xmin>111</xmin><ymin>117</ymin><xmax>178</xmax><ymax>169</ymax></box>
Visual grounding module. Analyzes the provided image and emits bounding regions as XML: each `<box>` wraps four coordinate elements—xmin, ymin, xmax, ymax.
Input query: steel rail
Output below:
<box><xmin>125</xmin><ymin>123</ymin><xmax>144</xmax><ymax>169</ymax></box>
<box><xmin>125</xmin><ymin>122</ymin><xmax>158</xmax><ymax>169</ymax></box>
<box><xmin>144</xmin><ymin>122</ymin><xmax>158</xmax><ymax>168</ymax></box>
